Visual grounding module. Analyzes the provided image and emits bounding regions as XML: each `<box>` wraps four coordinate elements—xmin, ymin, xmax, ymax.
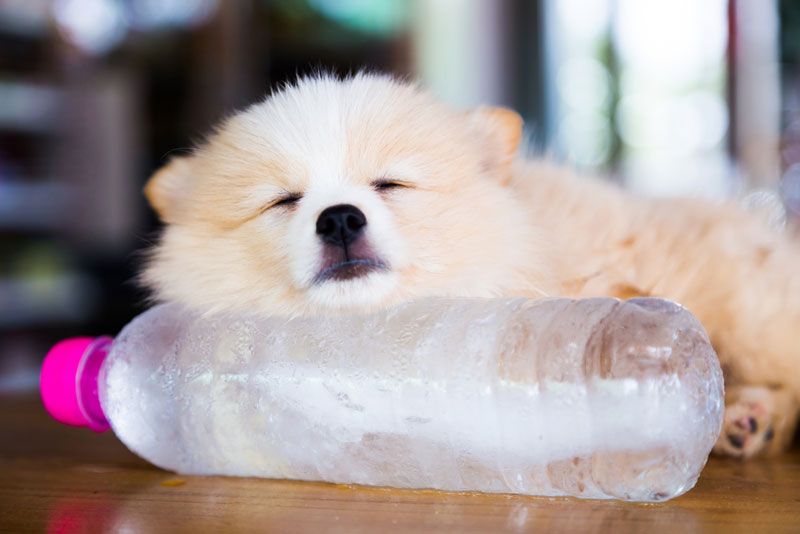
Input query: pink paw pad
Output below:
<box><xmin>722</xmin><ymin>402</ymin><xmax>773</xmax><ymax>457</ymax></box>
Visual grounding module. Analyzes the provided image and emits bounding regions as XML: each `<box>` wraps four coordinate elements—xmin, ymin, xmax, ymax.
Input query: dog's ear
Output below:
<box><xmin>144</xmin><ymin>156</ymin><xmax>194</xmax><ymax>223</ymax></box>
<box><xmin>468</xmin><ymin>106</ymin><xmax>523</xmax><ymax>182</ymax></box>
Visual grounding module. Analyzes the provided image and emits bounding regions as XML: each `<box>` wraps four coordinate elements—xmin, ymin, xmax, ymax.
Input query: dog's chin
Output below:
<box><xmin>305</xmin><ymin>268</ymin><xmax>398</xmax><ymax>312</ymax></box>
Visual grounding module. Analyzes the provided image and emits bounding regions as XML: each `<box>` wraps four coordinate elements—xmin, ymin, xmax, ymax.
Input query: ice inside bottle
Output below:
<box><xmin>40</xmin><ymin>297</ymin><xmax>724</xmax><ymax>501</ymax></box>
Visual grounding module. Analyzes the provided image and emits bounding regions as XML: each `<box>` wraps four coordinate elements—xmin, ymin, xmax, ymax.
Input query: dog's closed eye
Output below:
<box><xmin>372</xmin><ymin>179</ymin><xmax>411</xmax><ymax>192</ymax></box>
<box><xmin>266</xmin><ymin>192</ymin><xmax>303</xmax><ymax>211</ymax></box>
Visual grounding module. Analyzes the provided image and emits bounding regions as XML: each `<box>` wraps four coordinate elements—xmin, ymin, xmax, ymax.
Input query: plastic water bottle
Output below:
<box><xmin>40</xmin><ymin>297</ymin><xmax>723</xmax><ymax>502</ymax></box>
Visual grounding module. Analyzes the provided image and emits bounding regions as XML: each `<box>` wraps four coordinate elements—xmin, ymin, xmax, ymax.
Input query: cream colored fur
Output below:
<box><xmin>143</xmin><ymin>74</ymin><xmax>800</xmax><ymax>458</ymax></box>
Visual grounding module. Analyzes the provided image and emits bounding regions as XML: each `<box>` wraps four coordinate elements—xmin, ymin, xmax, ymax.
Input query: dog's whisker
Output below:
<box><xmin>525</xmin><ymin>284</ymin><xmax>551</xmax><ymax>298</ymax></box>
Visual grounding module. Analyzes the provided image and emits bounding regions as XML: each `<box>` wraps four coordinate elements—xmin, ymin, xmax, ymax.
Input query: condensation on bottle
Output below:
<box><xmin>49</xmin><ymin>297</ymin><xmax>725</xmax><ymax>501</ymax></box>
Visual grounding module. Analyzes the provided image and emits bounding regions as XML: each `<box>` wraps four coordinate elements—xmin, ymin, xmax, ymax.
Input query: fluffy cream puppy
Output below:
<box><xmin>144</xmin><ymin>74</ymin><xmax>800</xmax><ymax>458</ymax></box>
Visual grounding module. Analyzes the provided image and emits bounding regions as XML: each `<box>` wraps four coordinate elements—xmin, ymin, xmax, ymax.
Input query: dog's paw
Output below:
<box><xmin>713</xmin><ymin>384</ymin><xmax>800</xmax><ymax>459</ymax></box>
<box><xmin>713</xmin><ymin>390</ymin><xmax>775</xmax><ymax>458</ymax></box>
<box><xmin>714</xmin><ymin>386</ymin><xmax>778</xmax><ymax>458</ymax></box>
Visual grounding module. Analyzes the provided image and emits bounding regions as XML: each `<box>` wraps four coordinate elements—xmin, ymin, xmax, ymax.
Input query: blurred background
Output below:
<box><xmin>1</xmin><ymin>0</ymin><xmax>800</xmax><ymax>392</ymax></box>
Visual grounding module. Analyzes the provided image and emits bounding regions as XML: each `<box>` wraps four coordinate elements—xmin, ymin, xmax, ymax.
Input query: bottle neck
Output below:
<box><xmin>76</xmin><ymin>336</ymin><xmax>113</xmax><ymax>432</ymax></box>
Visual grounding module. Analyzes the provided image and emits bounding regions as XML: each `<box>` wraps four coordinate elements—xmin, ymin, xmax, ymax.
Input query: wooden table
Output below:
<box><xmin>1</xmin><ymin>394</ymin><xmax>798</xmax><ymax>533</ymax></box>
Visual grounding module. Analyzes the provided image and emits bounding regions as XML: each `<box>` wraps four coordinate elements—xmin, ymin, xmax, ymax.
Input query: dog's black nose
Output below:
<box><xmin>316</xmin><ymin>204</ymin><xmax>367</xmax><ymax>247</ymax></box>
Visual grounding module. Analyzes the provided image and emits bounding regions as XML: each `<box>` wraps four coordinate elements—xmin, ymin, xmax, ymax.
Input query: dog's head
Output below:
<box><xmin>143</xmin><ymin>74</ymin><xmax>551</xmax><ymax>316</ymax></box>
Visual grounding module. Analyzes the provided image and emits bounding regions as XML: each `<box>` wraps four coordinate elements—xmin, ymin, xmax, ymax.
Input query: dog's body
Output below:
<box><xmin>144</xmin><ymin>74</ymin><xmax>800</xmax><ymax>458</ymax></box>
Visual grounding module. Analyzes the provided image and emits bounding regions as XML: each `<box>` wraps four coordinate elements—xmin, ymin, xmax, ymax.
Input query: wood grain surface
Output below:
<box><xmin>1</xmin><ymin>394</ymin><xmax>798</xmax><ymax>533</ymax></box>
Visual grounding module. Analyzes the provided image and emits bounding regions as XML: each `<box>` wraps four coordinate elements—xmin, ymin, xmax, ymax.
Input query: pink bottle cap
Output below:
<box><xmin>40</xmin><ymin>336</ymin><xmax>113</xmax><ymax>432</ymax></box>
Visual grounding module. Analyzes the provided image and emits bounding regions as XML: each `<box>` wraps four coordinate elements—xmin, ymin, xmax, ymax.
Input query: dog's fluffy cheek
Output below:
<box><xmin>390</xmin><ymin>190</ymin><xmax>472</xmax><ymax>278</ymax></box>
<box><xmin>145</xmin><ymin>224</ymin><xmax>300</xmax><ymax>315</ymax></box>
<box><xmin>389</xmin><ymin>183</ymin><xmax>545</xmax><ymax>298</ymax></box>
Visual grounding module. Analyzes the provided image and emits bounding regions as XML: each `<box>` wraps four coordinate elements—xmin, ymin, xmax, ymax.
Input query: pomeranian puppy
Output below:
<box><xmin>143</xmin><ymin>74</ymin><xmax>800</xmax><ymax>459</ymax></box>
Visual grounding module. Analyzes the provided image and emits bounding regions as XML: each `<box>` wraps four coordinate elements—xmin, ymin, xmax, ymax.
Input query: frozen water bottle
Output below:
<box><xmin>40</xmin><ymin>297</ymin><xmax>723</xmax><ymax>501</ymax></box>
